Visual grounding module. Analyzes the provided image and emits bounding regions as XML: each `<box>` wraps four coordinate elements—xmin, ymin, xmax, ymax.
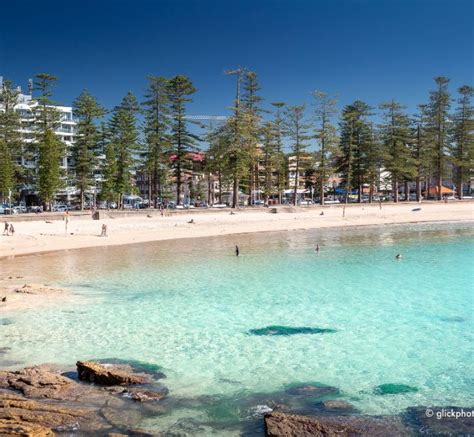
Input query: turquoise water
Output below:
<box><xmin>1</xmin><ymin>222</ymin><xmax>473</xmax><ymax>433</ymax></box>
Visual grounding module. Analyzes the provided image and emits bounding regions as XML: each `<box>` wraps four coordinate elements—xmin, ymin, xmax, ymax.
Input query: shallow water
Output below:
<box><xmin>1</xmin><ymin>222</ymin><xmax>473</xmax><ymax>433</ymax></box>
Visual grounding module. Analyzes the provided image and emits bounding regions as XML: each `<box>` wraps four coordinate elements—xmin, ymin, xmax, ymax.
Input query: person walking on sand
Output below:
<box><xmin>9</xmin><ymin>224</ymin><xmax>14</xmax><ymax>236</ymax></box>
<box><xmin>101</xmin><ymin>223</ymin><xmax>108</xmax><ymax>237</ymax></box>
<box><xmin>64</xmin><ymin>211</ymin><xmax>69</xmax><ymax>235</ymax></box>
<box><xmin>3</xmin><ymin>222</ymin><xmax>9</xmax><ymax>236</ymax></box>
<box><xmin>235</xmin><ymin>245</ymin><xmax>240</xmax><ymax>257</ymax></box>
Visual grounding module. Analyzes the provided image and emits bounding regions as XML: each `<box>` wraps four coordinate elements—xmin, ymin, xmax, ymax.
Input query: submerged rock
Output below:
<box><xmin>439</xmin><ymin>316</ymin><xmax>465</xmax><ymax>323</ymax></box>
<box><xmin>321</xmin><ymin>400</ymin><xmax>358</xmax><ymax>414</ymax></box>
<box><xmin>374</xmin><ymin>384</ymin><xmax>418</xmax><ymax>395</ymax></box>
<box><xmin>284</xmin><ymin>383</ymin><xmax>339</xmax><ymax>398</ymax></box>
<box><xmin>77</xmin><ymin>361</ymin><xmax>151</xmax><ymax>386</ymax></box>
<box><xmin>95</xmin><ymin>358</ymin><xmax>166</xmax><ymax>380</ymax></box>
<box><xmin>248</xmin><ymin>326</ymin><xmax>337</xmax><ymax>336</ymax></box>
<box><xmin>0</xmin><ymin>319</ymin><xmax>14</xmax><ymax>326</ymax></box>
<box><xmin>109</xmin><ymin>386</ymin><xmax>168</xmax><ymax>402</ymax></box>
<box><xmin>264</xmin><ymin>411</ymin><xmax>412</xmax><ymax>436</ymax></box>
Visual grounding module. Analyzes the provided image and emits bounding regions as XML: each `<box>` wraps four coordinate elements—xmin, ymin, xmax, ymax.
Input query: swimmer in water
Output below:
<box><xmin>395</xmin><ymin>253</ymin><xmax>402</xmax><ymax>259</ymax></box>
<box><xmin>235</xmin><ymin>245</ymin><xmax>240</xmax><ymax>256</ymax></box>
<box><xmin>315</xmin><ymin>244</ymin><xmax>320</xmax><ymax>253</ymax></box>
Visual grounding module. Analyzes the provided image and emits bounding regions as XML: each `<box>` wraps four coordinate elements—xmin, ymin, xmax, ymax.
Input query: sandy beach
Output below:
<box><xmin>0</xmin><ymin>202</ymin><xmax>472</xmax><ymax>259</ymax></box>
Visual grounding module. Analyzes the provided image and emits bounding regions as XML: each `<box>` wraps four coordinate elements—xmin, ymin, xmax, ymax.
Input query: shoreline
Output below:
<box><xmin>0</xmin><ymin>202</ymin><xmax>472</xmax><ymax>260</ymax></box>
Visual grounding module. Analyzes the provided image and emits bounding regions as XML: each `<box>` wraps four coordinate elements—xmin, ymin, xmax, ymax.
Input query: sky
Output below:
<box><xmin>1</xmin><ymin>0</ymin><xmax>473</xmax><ymax>122</ymax></box>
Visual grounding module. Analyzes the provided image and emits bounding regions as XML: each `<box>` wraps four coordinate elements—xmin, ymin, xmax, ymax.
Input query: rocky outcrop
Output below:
<box><xmin>14</xmin><ymin>284</ymin><xmax>63</xmax><ymax>295</ymax></box>
<box><xmin>264</xmin><ymin>412</ymin><xmax>412</xmax><ymax>436</ymax></box>
<box><xmin>0</xmin><ymin>391</ymin><xmax>86</xmax><ymax>435</ymax></box>
<box><xmin>0</xmin><ymin>366</ymin><xmax>77</xmax><ymax>400</ymax></box>
<box><xmin>0</xmin><ymin>418</ymin><xmax>55</xmax><ymax>436</ymax></box>
<box><xmin>76</xmin><ymin>361</ymin><xmax>151</xmax><ymax>386</ymax></box>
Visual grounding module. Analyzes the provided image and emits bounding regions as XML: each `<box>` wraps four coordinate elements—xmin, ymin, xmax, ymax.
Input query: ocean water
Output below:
<box><xmin>1</xmin><ymin>222</ymin><xmax>473</xmax><ymax>433</ymax></box>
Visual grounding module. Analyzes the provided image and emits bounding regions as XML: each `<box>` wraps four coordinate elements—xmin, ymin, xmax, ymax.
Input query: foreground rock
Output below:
<box><xmin>0</xmin><ymin>418</ymin><xmax>54</xmax><ymax>436</ymax></box>
<box><xmin>0</xmin><ymin>363</ymin><xmax>166</xmax><ymax>435</ymax></box>
<box><xmin>77</xmin><ymin>361</ymin><xmax>151</xmax><ymax>386</ymax></box>
<box><xmin>14</xmin><ymin>284</ymin><xmax>64</xmax><ymax>295</ymax></box>
<box><xmin>0</xmin><ymin>365</ymin><xmax>77</xmax><ymax>400</ymax></box>
<box><xmin>0</xmin><ymin>391</ymin><xmax>87</xmax><ymax>435</ymax></box>
<box><xmin>264</xmin><ymin>412</ymin><xmax>412</xmax><ymax>436</ymax></box>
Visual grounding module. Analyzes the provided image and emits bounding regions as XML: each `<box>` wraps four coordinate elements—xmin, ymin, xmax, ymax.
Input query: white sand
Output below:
<box><xmin>0</xmin><ymin>202</ymin><xmax>472</xmax><ymax>259</ymax></box>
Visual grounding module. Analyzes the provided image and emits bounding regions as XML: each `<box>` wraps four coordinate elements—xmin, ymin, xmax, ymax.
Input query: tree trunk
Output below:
<box><xmin>80</xmin><ymin>188</ymin><xmax>84</xmax><ymax>211</ymax></box>
<box><xmin>320</xmin><ymin>178</ymin><xmax>325</xmax><ymax>205</ymax></box>
<box><xmin>277</xmin><ymin>171</ymin><xmax>282</xmax><ymax>204</ymax></box>
<box><xmin>176</xmin><ymin>161</ymin><xmax>181</xmax><ymax>205</ymax></box>
<box><xmin>437</xmin><ymin>172</ymin><xmax>442</xmax><ymax>201</ymax></box>
<box><xmin>457</xmin><ymin>168</ymin><xmax>463</xmax><ymax>199</ymax></box>
<box><xmin>232</xmin><ymin>173</ymin><xmax>238</xmax><ymax>208</ymax></box>
<box><xmin>416</xmin><ymin>176</ymin><xmax>421</xmax><ymax>202</ymax></box>
<box><xmin>293</xmin><ymin>158</ymin><xmax>299</xmax><ymax>206</ymax></box>
<box><xmin>358</xmin><ymin>184</ymin><xmax>362</xmax><ymax>203</ymax></box>
<box><xmin>393</xmin><ymin>179</ymin><xmax>399</xmax><ymax>203</ymax></box>
<box><xmin>148</xmin><ymin>172</ymin><xmax>152</xmax><ymax>207</ymax></box>
<box><xmin>404</xmin><ymin>180</ymin><xmax>409</xmax><ymax>201</ymax></box>
<box><xmin>218</xmin><ymin>171</ymin><xmax>222</xmax><ymax>204</ymax></box>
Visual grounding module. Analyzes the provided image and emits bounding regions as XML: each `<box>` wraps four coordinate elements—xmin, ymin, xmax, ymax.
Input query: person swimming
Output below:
<box><xmin>235</xmin><ymin>245</ymin><xmax>240</xmax><ymax>256</ymax></box>
<box><xmin>395</xmin><ymin>253</ymin><xmax>402</xmax><ymax>259</ymax></box>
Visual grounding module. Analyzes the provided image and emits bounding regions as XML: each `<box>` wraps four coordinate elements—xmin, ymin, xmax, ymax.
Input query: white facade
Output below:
<box><xmin>0</xmin><ymin>79</ymin><xmax>78</xmax><ymax>198</ymax></box>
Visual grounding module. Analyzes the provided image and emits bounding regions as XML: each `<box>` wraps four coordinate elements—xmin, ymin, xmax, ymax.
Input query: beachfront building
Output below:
<box><xmin>136</xmin><ymin>151</ymin><xmax>208</xmax><ymax>205</ymax></box>
<box><xmin>286</xmin><ymin>154</ymin><xmax>313</xmax><ymax>202</ymax></box>
<box><xmin>0</xmin><ymin>77</ymin><xmax>79</xmax><ymax>205</ymax></box>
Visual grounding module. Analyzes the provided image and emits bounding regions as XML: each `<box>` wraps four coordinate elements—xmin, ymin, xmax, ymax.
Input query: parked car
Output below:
<box><xmin>27</xmin><ymin>205</ymin><xmax>42</xmax><ymax>213</ymax></box>
<box><xmin>53</xmin><ymin>204</ymin><xmax>68</xmax><ymax>212</ymax></box>
<box><xmin>3</xmin><ymin>207</ymin><xmax>18</xmax><ymax>215</ymax></box>
<box><xmin>299</xmin><ymin>199</ymin><xmax>313</xmax><ymax>205</ymax></box>
<box><xmin>212</xmin><ymin>203</ymin><xmax>227</xmax><ymax>208</ymax></box>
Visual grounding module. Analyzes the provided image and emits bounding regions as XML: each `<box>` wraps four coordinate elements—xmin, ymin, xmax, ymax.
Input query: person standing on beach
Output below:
<box><xmin>101</xmin><ymin>224</ymin><xmax>108</xmax><ymax>237</ymax></box>
<box><xmin>64</xmin><ymin>211</ymin><xmax>69</xmax><ymax>235</ymax></box>
<box><xmin>3</xmin><ymin>222</ymin><xmax>8</xmax><ymax>235</ymax></box>
<box><xmin>9</xmin><ymin>224</ymin><xmax>14</xmax><ymax>236</ymax></box>
<box><xmin>235</xmin><ymin>245</ymin><xmax>240</xmax><ymax>256</ymax></box>
<box><xmin>315</xmin><ymin>244</ymin><xmax>320</xmax><ymax>253</ymax></box>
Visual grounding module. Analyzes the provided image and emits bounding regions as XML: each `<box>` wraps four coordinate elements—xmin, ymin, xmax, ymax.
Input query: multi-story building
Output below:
<box><xmin>287</xmin><ymin>154</ymin><xmax>313</xmax><ymax>194</ymax></box>
<box><xmin>0</xmin><ymin>77</ymin><xmax>78</xmax><ymax>204</ymax></box>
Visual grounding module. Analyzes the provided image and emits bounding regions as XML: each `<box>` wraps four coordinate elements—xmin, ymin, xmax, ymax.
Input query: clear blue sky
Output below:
<box><xmin>1</xmin><ymin>0</ymin><xmax>472</xmax><ymax>119</ymax></box>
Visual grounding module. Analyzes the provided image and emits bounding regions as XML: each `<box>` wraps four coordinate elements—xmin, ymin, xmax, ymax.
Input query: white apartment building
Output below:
<box><xmin>0</xmin><ymin>77</ymin><xmax>79</xmax><ymax>203</ymax></box>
